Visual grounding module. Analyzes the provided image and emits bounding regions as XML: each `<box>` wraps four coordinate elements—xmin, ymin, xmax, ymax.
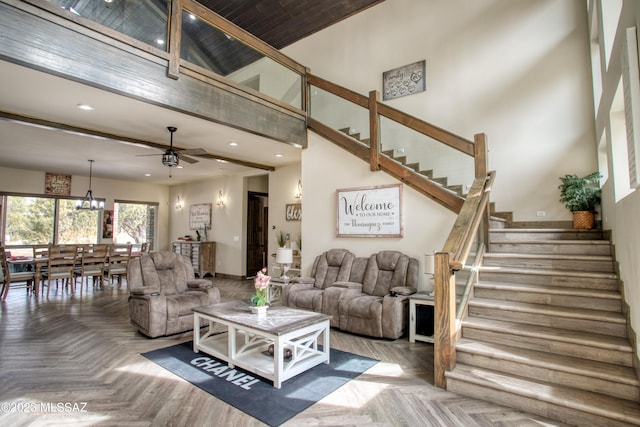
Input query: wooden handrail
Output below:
<box><xmin>434</xmin><ymin>171</ymin><xmax>495</xmax><ymax>388</ymax></box>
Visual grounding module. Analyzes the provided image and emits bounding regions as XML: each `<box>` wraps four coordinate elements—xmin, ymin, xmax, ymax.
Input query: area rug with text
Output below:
<box><xmin>142</xmin><ymin>341</ymin><xmax>378</xmax><ymax>426</ymax></box>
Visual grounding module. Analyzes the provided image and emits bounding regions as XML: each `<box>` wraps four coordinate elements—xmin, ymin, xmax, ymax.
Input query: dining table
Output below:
<box><xmin>6</xmin><ymin>250</ymin><xmax>141</xmax><ymax>295</ymax></box>
<box><xmin>6</xmin><ymin>256</ymin><xmax>49</xmax><ymax>295</ymax></box>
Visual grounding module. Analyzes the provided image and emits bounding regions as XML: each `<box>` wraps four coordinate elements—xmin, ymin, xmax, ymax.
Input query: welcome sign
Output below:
<box><xmin>336</xmin><ymin>184</ymin><xmax>402</xmax><ymax>237</ymax></box>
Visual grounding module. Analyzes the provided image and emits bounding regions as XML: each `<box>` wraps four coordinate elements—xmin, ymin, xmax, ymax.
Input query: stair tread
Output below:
<box><xmin>484</xmin><ymin>252</ymin><xmax>613</xmax><ymax>261</ymax></box>
<box><xmin>489</xmin><ymin>228</ymin><xmax>604</xmax><ymax>233</ymax></box>
<box><xmin>463</xmin><ymin>317</ymin><xmax>632</xmax><ymax>351</ymax></box>
<box><xmin>447</xmin><ymin>364</ymin><xmax>640</xmax><ymax>424</ymax></box>
<box><xmin>480</xmin><ymin>266</ymin><xmax>618</xmax><ymax>279</ymax></box>
<box><xmin>456</xmin><ymin>338</ymin><xmax>640</xmax><ymax>386</ymax></box>
<box><xmin>491</xmin><ymin>239</ymin><xmax>610</xmax><ymax>245</ymax></box>
<box><xmin>476</xmin><ymin>281</ymin><xmax>621</xmax><ymax>300</ymax></box>
<box><xmin>469</xmin><ymin>298</ymin><xmax>626</xmax><ymax>323</ymax></box>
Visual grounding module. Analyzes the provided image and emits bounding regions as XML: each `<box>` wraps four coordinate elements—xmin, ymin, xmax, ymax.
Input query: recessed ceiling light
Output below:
<box><xmin>76</xmin><ymin>103</ymin><xmax>94</xmax><ymax>111</ymax></box>
<box><xmin>144</xmin><ymin>173</ymin><xmax>151</xmax><ymax>177</ymax></box>
<box><xmin>274</xmin><ymin>153</ymin><xmax>283</xmax><ymax>158</ymax></box>
<box><xmin>228</xmin><ymin>142</ymin><xmax>238</xmax><ymax>147</ymax></box>
<box><xmin>216</xmin><ymin>159</ymin><xmax>228</xmax><ymax>163</ymax></box>
<box><xmin>177</xmin><ymin>165</ymin><xmax>183</xmax><ymax>169</ymax></box>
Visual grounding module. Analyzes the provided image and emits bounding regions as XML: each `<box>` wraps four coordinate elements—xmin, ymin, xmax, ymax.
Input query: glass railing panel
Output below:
<box><xmin>380</xmin><ymin>116</ymin><xmax>474</xmax><ymax>196</ymax></box>
<box><xmin>309</xmin><ymin>86</ymin><xmax>370</xmax><ymax>142</ymax></box>
<box><xmin>455</xmin><ymin>225</ymin><xmax>483</xmax><ymax>319</ymax></box>
<box><xmin>181</xmin><ymin>11</ymin><xmax>302</xmax><ymax>109</ymax></box>
<box><xmin>48</xmin><ymin>0</ymin><xmax>169</xmax><ymax>50</ymax></box>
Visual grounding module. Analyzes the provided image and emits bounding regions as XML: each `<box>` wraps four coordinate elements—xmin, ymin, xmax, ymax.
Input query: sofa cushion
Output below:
<box><xmin>311</xmin><ymin>248</ymin><xmax>355</xmax><ymax>290</ymax></box>
<box><xmin>362</xmin><ymin>251</ymin><xmax>410</xmax><ymax>297</ymax></box>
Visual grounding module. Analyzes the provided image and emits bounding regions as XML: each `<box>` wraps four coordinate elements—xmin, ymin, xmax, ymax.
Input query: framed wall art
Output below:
<box><xmin>285</xmin><ymin>203</ymin><xmax>302</xmax><ymax>221</ymax></box>
<box><xmin>189</xmin><ymin>203</ymin><xmax>212</xmax><ymax>230</ymax></box>
<box><xmin>336</xmin><ymin>184</ymin><xmax>402</xmax><ymax>237</ymax></box>
<box><xmin>382</xmin><ymin>60</ymin><xmax>426</xmax><ymax>101</ymax></box>
<box><xmin>45</xmin><ymin>172</ymin><xmax>72</xmax><ymax>195</ymax></box>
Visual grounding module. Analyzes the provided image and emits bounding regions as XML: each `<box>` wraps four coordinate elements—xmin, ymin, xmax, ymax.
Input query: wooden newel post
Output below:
<box><xmin>433</xmin><ymin>251</ymin><xmax>457</xmax><ymax>389</ymax></box>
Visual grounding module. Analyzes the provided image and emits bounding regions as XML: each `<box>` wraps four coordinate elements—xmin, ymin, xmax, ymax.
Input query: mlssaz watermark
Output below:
<box><xmin>1</xmin><ymin>401</ymin><xmax>88</xmax><ymax>413</ymax></box>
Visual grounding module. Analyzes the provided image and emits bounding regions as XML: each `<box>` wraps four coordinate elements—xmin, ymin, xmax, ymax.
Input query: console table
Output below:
<box><xmin>172</xmin><ymin>241</ymin><xmax>215</xmax><ymax>278</ymax></box>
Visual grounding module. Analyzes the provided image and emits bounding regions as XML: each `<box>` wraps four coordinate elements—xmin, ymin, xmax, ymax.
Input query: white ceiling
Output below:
<box><xmin>0</xmin><ymin>60</ymin><xmax>302</xmax><ymax>186</ymax></box>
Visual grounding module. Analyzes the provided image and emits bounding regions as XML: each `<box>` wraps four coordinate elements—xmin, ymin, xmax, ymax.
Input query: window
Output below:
<box><xmin>57</xmin><ymin>199</ymin><xmax>99</xmax><ymax>244</ymax></box>
<box><xmin>4</xmin><ymin>196</ymin><xmax>55</xmax><ymax>245</ymax></box>
<box><xmin>113</xmin><ymin>201</ymin><xmax>157</xmax><ymax>250</ymax></box>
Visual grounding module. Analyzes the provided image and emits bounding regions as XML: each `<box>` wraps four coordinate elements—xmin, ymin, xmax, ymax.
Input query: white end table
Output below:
<box><xmin>409</xmin><ymin>292</ymin><xmax>435</xmax><ymax>343</ymax></box>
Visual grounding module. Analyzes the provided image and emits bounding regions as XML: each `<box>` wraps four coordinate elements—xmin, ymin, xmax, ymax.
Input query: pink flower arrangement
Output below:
<box><xmin>251</xmin><ymin>268</ymin><xmax>271</xmax><ymax>307</ymax></box>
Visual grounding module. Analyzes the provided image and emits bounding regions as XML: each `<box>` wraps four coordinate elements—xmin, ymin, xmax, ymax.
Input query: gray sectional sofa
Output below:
<box><xmin>282</xmin><ymin>249</ymin><xmax>418</xmax><ymax>339</ymax></box>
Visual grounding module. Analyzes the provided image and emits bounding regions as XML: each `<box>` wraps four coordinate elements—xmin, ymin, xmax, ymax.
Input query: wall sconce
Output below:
<box><xmin>175</xmin><ymin>195</ymin><xmax>183</xmax><ymax>210</ymax></box>
<box><xmin>294</xmin><ymin>179</ymin><xmax>302</xmax><ymax>199</ymax></box>
<box><xmin>216</xmin><ymin>190</ymin><xmax>225</xmax><ymax>207</ymax></box>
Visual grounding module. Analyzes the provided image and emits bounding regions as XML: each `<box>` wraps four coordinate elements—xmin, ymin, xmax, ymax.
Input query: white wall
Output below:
<box><xmin>170</xmin><ymin>173</ymin><xmax>255</xmax><ymax>277</ymax></box>
<box><xmin>284</xmin><ymin>0</ymin><xmax>597</xmax><ymax>223</ymax></box>
<box><xmin>301</xmin><ymin>132</ymin><xmax>456</xmax><ymax>292</ymax></box>
<box><xmin>268</xmin><ymin>163</ymin><xmax>302</xmax><ymax>275</ymax></box>
<box><xmin>590</xmin><ymin>0</ymin><xmax>640</xmax><ymax>354</ymax></box>
<box><xmin>0</xmin><ymin>166</ymin><xmax>170</xmax><ymax>248</ymax></box>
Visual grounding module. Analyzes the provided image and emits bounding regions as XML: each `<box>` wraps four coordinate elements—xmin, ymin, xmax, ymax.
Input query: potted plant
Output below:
<box><xmin>558</xmin><ymin>172</ymin><xmax>602</xmax><ymax>230</ymax></box>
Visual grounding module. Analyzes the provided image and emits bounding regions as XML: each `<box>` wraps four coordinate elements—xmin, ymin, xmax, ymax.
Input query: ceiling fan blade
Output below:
<box><xmin>178</xmin><ymin>148</ymin><xmax>207</xmax><ymax>156</ymax></box>
<box><xmin>135</xmin><ymin>153</ymin><xmax>162</xmax><ymax>157</ymax></box>
<box><xmin>178</xmin><ymin>154</ymin><xmax>199</xmax><ymax>164</ymax></box>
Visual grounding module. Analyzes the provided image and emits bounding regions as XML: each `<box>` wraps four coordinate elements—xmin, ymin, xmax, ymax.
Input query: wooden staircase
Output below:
<box><xmin>337</xmin><ymin>127</ymin><xmax>465</xmax><ymax>196</ymax></box>
<box><xmin>446</xmin><ymin>228</ymin><xmax>640</xmax><ymax>426</ymax></box>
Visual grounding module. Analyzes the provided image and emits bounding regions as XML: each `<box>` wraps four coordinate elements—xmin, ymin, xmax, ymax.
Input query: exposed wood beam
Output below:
<box><xmin>0</xmin><ymin>110</ymin><xmax>275</xmax><ymax>171</ymax></box>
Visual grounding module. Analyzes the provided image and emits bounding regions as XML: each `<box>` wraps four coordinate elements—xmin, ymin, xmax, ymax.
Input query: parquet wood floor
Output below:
<box><xmin>0</xmin><ymin>278</ymin><xmax>571</xmax><ymax>426</ymax></box>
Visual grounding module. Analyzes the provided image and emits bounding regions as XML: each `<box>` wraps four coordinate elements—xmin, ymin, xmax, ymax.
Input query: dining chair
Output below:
<box><xmin>1</xmin><ymin>247</ymin><xmax>36</xmax><ymax>300</ymax></box>
<box><xmin>74</xmin><ymin>244</ymin><xmax>109</xmax><ymax>292</ymax></box>
<box><xmin>106</xmin><ymin>244</ymin><xmax>132</xmax><ymax>286</ymax></box>
<box><xmin>41</xmin><ymin>245</ymin><xmax>78</xmax><ymax>296</ymax></box>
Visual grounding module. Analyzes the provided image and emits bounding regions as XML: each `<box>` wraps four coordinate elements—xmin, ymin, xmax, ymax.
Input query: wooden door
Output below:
<box><xmin>246</xmin><ymin>192</ymin><xmax>268</xmax><ymax>278</ymax></box>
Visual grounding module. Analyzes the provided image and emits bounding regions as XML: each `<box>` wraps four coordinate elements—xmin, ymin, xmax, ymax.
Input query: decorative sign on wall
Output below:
<box><xmin>189</xmin><ymin>203</ymin><xmax>212</xmax><ymax>230</ymax></box>
<box><xmin>382</xmin><ymin>60</ymin><xmax>426</xmax><ymax>101</ymax></box>
<box><xmin>336</xmin><ymin>184</ymin><xmax>402</xmax><ymax>237</ymax></box>
<box><xmin>286</xmin><ymin>203</ymin><xmax>302</xmax><ymax>221</ymax></box>
<box><xmin>44</xmin><ymin>172</ymin><xmax>72</xmax><ymax>195</ymax></box>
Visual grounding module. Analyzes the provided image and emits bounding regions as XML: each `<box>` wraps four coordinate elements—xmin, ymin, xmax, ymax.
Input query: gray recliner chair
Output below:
<box><xmin>282</xmin><ymin>248</ymin><xmax>355</xmax><ymax>312</ymax></box>
<box><xmin>127</xmin><ymin>251</ymin><xmax>220</xmax><ymax>338</ymax></box>
<box><xmin>331</xmin><ymin>250</ymin><xmax>418</xmax><ymax>339</ymax></box>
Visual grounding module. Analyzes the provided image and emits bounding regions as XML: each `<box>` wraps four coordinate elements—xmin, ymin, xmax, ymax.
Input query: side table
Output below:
<box><xmin>409</xmin><ymin>292</ymin><xmax>435</xmax><ymax>343</ymax></box>
<box><xmin>268</xmin><ymin>277</ymin><xmax>291</xmax><ymax>305</ymax></box>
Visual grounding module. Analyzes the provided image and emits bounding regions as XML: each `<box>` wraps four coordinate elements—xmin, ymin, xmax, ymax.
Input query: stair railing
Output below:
<box><xmin>307</xmin><ymin>74</ymin><xmax>488</xmax><ymax>214</ymax></box>
<box><xmin>433</xmin><ymin>170</ymin><xmax>495</xmax><ymax>388</ymax></box>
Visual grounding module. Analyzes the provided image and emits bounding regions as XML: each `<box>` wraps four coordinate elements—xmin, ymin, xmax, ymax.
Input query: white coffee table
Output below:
<box><xmin>193</xmin><ymin>300</ymin><xmax>331</xmax><ymax>388</ymax></box>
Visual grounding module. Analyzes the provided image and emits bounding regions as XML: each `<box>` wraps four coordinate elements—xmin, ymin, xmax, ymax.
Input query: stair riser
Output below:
<box><xmin>446</xmin><ymin>377</ymin><xmax>636</xmax><ymax>427</ymax></box>
<box><xmin>462</xmin><ymin>327</ymin><xmax>633</xmax><ymax>367</ymax></box>
<box><xmin>468</xmin><ymin>305</ymin><xmax>627</xmax><ymax>338</ymax></box>
<box><xmin>479</xmin><ymin>271</ymin><xmax>618</xmax><ymax>290</ymax></box>
<box><xmin>490</xmin><ymin>231</ymin><xmax>605</xmax><ymax>240</ymax></box>
<box><xmin>456</xmin><ymin>351</ymin><xmax>639</xmax><ymax>401</ymax></box>
<box><xmin>474</xmin><ymin>287</ymin><xmax>622</xmax><ymax>312</ymax></box>
<box><xmin>483</xmin><ymin>257</ymin><xmax>614</xmax><ymax>273</ymax></box>
<box><xmin>490</xmin><ymin>242</ymin><xmax>611</xmax><ymax>256</ymax></box>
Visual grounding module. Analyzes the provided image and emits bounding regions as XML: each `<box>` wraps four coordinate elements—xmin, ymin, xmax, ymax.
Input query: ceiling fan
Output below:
<box><xmin>137</xmin><ymin>126</ymin><xmax>207</xmax><ymax>167</ymax></box>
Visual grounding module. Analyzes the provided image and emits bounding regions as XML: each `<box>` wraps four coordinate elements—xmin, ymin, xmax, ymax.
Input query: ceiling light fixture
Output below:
<box><xmin>228</xmin><ymin>141</ymin><xmax>238</xmax><ymax>147</ymax></box>
<box><xmin>76</xmin><ymin>160</ymin><xmax>104</xmax><ymax>210</ymax></box>
<box><xmin>163</xmin><ymin>127</ymin><xmax>179</xmax><ymax>167</ymax></box>
<box><xmin>76</xmin><ymin>103</ymin><xmax>94</xmax><ymax>111</ymax></box>
<box><xmin>274</xmin><ymin>153</ymin><xmax>283</xmax><ymax>158</ymax></box>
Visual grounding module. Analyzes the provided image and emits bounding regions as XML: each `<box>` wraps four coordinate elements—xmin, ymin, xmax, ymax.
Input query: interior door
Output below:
<box><xmin>246</xmin><ymin>192</ymin><xmax>268</xmax><ymax>278</ymax></box>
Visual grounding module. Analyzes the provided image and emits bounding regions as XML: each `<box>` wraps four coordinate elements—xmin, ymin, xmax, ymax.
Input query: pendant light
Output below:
<box><xmin>76</xmin><ymin>160</ymin><xmax>104</xmax><ymax>210</ymax></box>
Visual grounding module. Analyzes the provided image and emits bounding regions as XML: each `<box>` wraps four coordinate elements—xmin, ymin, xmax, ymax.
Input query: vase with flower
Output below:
<box><xmin>251</xmin><ymin>268</ymin><xmax>271</xmax><ymax>316</ymax></box>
